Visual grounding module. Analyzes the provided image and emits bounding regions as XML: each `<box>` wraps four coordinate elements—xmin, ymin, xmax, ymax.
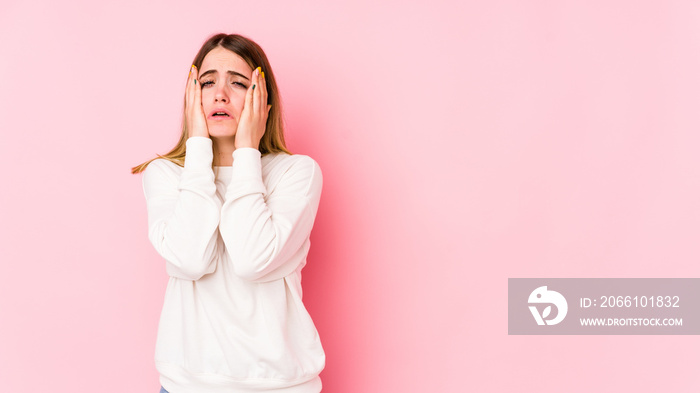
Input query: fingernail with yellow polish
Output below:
<box><xmin>261</xmin><ymin>71</ymin><xmax>265</xmax><ymax>78</ymax></box>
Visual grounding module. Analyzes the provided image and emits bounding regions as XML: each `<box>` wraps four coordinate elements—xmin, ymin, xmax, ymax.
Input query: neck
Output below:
<box><xmin>211</xmin><ymin>136</ymin><xmax>235</xmax><ymax>166</ymax></box>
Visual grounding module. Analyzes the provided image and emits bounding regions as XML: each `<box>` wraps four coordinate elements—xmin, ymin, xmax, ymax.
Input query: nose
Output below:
<box><xmin>214</xmin><ymin>85</ymin><xmax>229</xmax><ymax>103</ymax></box>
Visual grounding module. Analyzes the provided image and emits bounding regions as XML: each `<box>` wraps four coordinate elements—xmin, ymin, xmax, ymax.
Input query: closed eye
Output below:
<box><xmin>200</xmin><ymin>81</ymin><xmax>248</xmax><ymax>88</ymax></box>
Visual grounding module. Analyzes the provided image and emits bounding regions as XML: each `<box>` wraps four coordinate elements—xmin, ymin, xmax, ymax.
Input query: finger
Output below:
<box><xmin>244</xmin><ymin>72</ymin><xmax>255</xmax><ymax>118</ymax></box>
<box><xmin>253</xmin><ymin>67</ymin><xmax>261</xmax><ymax>115</ymax></box>
<box><xmin>260</xmin><ymin>71</ymin><xmax>267</xmax><ymax>109</ymax></box>
<box><xmin>193</xmin><ymin>65</ymin><xmax>202</xmax><ymax>108</ymax></box>
<box><xmin>189</xmin><ymin>65</ymin><xmax>199</xmax><ymax>104</ymax></box>
<box><xmin>186</xmin><ymin>65</ymin><xmax>192</xmax><ymax>104</ymax></box>
<box><xmin>186</xmin><ymin>66</ymin><xmax>196</xmax><ymax>124</ymax></box>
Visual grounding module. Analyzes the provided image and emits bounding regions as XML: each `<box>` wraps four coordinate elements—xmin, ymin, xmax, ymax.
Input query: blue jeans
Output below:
<box><xmin>159</xmin><ymin>387</ymin><xmax>169</xmax><ymax>393</ymax></box>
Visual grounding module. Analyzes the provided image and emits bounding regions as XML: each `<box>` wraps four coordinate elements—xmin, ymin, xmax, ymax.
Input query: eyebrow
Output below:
<box><xmin>199</xmin><ymin>69</ymin><xmax>250</xmax><ymax>81</ymax></box>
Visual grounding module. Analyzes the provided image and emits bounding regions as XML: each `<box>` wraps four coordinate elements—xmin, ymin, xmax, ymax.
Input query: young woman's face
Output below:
<box><xmin>197</xmin><ymin>47</ymin><xmax>254</xmax><ymax>139</ymax></box>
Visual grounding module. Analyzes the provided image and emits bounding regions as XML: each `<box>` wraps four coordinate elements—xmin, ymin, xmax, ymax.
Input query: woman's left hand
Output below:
<box><xmin>234</xmin><ymin>66</ymin><xmax>272</xmax><ymax>150</ymax></box>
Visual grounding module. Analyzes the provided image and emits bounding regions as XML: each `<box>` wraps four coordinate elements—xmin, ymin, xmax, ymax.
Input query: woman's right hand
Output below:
<box><xmin>185</xmin><ymin>65</ymin><xmax>209</xmax><ymax>138</ymax></box>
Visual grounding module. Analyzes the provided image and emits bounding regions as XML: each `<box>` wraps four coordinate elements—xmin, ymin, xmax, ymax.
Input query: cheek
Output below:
<box><xmin>200</xmin><ymin>91</ymin><xmax>213</xmax><ymax>112</ymax></box>
<box><xmin>230</xmin><ymin>96</ymin><xmax>246</xmax><ymax>119</ymax></box>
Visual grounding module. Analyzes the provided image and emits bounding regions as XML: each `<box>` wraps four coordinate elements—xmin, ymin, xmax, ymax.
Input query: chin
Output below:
<box><xmin>207</xmin><ymin>125</ymin><xmax>236</xmax><ymax>139</ymax></box>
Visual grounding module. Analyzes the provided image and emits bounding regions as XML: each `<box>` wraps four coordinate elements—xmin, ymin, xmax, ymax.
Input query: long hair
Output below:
<box><xmin>131</xmin><ymin>33</ymin><xmax>291</xmax><ymax>174</ymax></box>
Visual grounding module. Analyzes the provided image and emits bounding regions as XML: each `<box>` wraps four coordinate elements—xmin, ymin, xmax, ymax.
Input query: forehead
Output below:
<box><xmin>200</xmin><ymin>47</ymin><xmax>252</xmax><ymax>75</ymax></box>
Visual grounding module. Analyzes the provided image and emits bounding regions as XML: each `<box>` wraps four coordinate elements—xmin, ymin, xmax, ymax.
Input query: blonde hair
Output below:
<box><xmin>131</xmin><ymin>33</ymin><xmax>292</xmax><ymax>174</ymax></box>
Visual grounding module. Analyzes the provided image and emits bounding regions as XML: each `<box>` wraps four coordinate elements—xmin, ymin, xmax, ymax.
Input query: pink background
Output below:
<box><xmin>1</xmin><ymin>1</ymin><xmax>699</xmax><ymax>392</ymax></box>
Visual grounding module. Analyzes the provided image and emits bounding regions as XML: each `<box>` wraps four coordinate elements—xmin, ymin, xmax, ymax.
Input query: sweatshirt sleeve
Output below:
<box><xmin>219</xmin><ymin>148</ymin><xmax>323</xmax><ymax>283</ymax></box>
<box><xmin>142</xmin><ymin>137</ymin><xmax>222</xmax><ymax>281</ymax></box>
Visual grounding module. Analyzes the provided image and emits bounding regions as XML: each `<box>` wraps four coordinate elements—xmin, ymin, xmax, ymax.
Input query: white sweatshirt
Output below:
<box><xmin>142</xmin><ymin>136</ymin><xmax>326</xmax><ymax>393</ymax></box>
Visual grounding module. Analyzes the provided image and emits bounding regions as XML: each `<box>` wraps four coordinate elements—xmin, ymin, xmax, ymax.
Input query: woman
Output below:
<box><xmin>131</xmin><ymin>33</ymin><xmax>326</xmax><ymax>393</ymax></box>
